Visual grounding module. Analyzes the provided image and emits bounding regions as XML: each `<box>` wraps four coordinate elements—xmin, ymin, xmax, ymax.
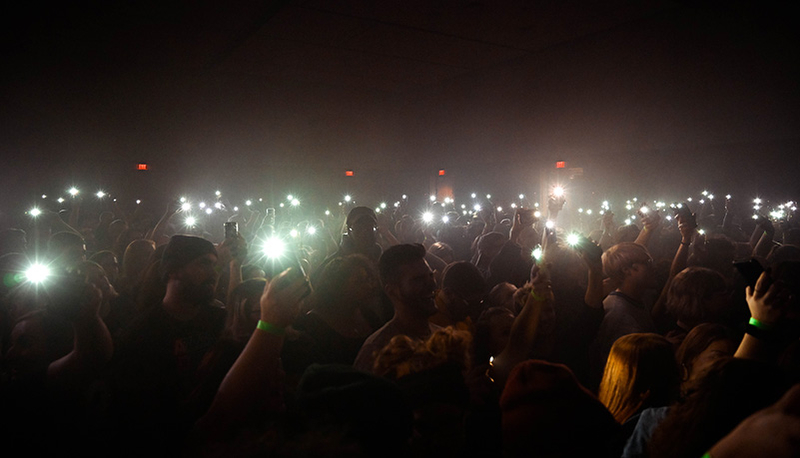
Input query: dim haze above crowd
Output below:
<box><xmin>1</xmin><ymin>0</ymin><xmax>798</xmax><ymax>215</ymax></box>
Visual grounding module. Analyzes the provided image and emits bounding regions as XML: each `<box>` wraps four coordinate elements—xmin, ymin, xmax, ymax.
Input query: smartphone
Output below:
<box><xmin>266</xmin><ymin>208</ymin><xmax>276</xmax><ymax>227</ymax></box>
<box><xmin>734</xmin><ymin>258</ymin><xmax>765</xmax><ymax>289</ymax></box>
<box><xmin>224</xmin><ymin>222</ymin><xmax>238</xmax><ymax>240</ymax></box>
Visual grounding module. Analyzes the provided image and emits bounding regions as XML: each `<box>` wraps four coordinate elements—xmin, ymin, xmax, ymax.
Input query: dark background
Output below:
<box><xmin>2</xmin><ymin>0</ymin><xmax>798</xmax><ymax>223</ymax></box>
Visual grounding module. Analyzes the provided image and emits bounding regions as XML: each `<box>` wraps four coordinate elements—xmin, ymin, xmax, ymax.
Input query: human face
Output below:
<box><xmin>392</xmin><ymin>259</ymin><xmax>438</xmax><ymax>318</ymax></box>
<box><xmin>175</xmin><ymin>253</ymin><xmax>218</xmax><ymax>304</ymax></box>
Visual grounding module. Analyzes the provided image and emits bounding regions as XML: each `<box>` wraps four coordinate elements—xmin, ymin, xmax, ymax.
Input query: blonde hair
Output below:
<box><xmin>598</xmin><ymin>333</ymin><xmax>679</xmax><ymax>423</ymax></box>
<box><xmin>373</xmin><ymin>327</ymin><xmax>472</xmax><ymax>379</ymax></box>
<box><xmin>601</xmin><ymin>242</ymin><xmax>651</xmax><ymax>283</ymax></box>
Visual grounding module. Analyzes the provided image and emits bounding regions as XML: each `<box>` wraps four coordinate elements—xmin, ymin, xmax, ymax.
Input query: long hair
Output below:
<box><xmin>598</xmin><ymin>333</ymin><xmax>679</xmax><ymax>424</ymax></box>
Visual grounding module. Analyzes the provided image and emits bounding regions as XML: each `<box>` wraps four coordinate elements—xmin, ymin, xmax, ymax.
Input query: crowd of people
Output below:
<box><xmin>1</xmin><ymin>184</ymin><xmax>799</xmax><ymax>457</ymax></box>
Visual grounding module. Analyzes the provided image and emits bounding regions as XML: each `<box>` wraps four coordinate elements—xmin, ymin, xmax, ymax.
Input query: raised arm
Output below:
<box><xmin>491</xmin><ymin>265</ymin><xmax>553</xmax><ymax>387</ymax></box>
<box><xmin>195</xmin><ymin>268</ymin><xmax>310</xmax><ymax>440</ymax></box>
<box><xmin>734</xmin><ymin>271</ymin><xmax>788</xmax><ymax>362</ymax></box>
<box><xmin>47</xmin><ymin>280</ymin><xmax>113</xmax><ymax>387</ymax></box>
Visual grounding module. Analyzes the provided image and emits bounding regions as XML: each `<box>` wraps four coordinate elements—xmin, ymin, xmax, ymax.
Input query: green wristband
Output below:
<box><xmin>749</xmin><ymin>317</ymin><xmax>773</xmax><ymax>330</ymax></box>
<box><xmin>530</xmin><ymin>290</ymin><xmax>546</xmax><ymax>302</ymax></box>
<box><xmin>257</xmin><ymin>320</ymin><xmax>286</xmax><ymax>336</ymax></box>
<box><xmin>701</xmin><ymin>453</ymin><xmax>712</xmax><ymax>458</ymax></box>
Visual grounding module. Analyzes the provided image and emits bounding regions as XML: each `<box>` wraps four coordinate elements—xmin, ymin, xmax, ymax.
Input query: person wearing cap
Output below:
<box><xmin>110</xmin><ymin>235</ymin><xmax>227</xmax><ymax>455</ymax></box>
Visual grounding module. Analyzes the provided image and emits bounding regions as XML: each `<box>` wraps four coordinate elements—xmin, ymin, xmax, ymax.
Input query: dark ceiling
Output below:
<box><xmin>2</xmin><ymin>0</ymin><xmax>799</xmax><ymax>207</ymax></box>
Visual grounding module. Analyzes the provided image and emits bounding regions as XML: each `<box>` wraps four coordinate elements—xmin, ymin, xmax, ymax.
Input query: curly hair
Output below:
<box><xmin>373</xmin><ymin>327</ymin><xmax>472</xmax><ymax>379</ymax></box>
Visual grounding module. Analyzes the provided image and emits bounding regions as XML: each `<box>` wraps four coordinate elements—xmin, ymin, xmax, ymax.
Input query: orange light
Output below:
<box><xmin>556</xmin><ymin>161</ymin><xmax>566</xmax><ymax>169</ymax></box>
<box><xmin>438</xmin><ymin>169</ymin><xmax>446</xmax><ymax>176</ymax></box>
<box><xmin>137</xmin><ymin>163</ymin><xmax>149</xmax><ymax>171</ymax></box>
<box><xmin>345</xmin><ymin>170</ymin><xmax>354</xmax><ymax>177</ymax></box>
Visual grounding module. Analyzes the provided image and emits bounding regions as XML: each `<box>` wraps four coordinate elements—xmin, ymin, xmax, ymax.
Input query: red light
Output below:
<box><xmin>438</xmin><ymin>169</ymin><xmax>446</xmax><ymax>176</ymax></box>
<box><xmin>556</xmin><ymin>161</ymin><xmax>566</xmax><ymax>169</ymax></box>
<box><xmin>137</xmin><ymin>163</ymin><xmax>149</xmax><ymax>171</ymax></box>
<box><xmin>345</xmin><ymin>170</ymin><xmax>354</xmax><ymax>177</ymax></box>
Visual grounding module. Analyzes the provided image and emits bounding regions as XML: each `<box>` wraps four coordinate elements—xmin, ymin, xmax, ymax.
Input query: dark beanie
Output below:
<box><xmin>500</xmin><ymin>360</ymin><xmax>621</xmax><ymax>457</ymax></box>
<box><xmin>160</xmin><ymin>235</ymin><xmax>217</xmax><ymax>281</ymax></box>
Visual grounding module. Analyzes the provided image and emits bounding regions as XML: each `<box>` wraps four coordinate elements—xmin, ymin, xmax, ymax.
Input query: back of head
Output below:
<box><xmin>649</xmin><ymin>358</ymin><xmax>788</xmax><ymax>458</ymax></box>
<box><xmin>602</xmin><ymin>242</ymin><xmax>651</xmax><ymax>284</ymax></box>
<box><xmin>291</xmin><ymin>364</ymin><xmax>413</xmax><ymax>457</ymax></box>
<box><xmin>500</xmin><ymin>360</ymin><xmax>621</xmax><ymax>457</ymax></box>
<box><xmin>159</xmin><ymin>235</ymin><xmax>216</xmax><ymax>282</ymax></box>
<box><xmin>47</xmin><ymin>231</ymin><xmax>85</xmax><ymax>266</ymax></box>
<box><xmin>311</xmin><ymin>254</ymin><xmax>379</xmax><ymax>313</ymax></box>
<box><xmin>665</xmin><ymin>267</ymin><xmax>729</xmax><ymax>327</ymax></box>
<box><xmin>121</xmin><ymin>239</ymin><xmax>156</xmax><ymax>279</ymax></box>
<box><xmin>379</xmin><ymin>243</ymin><xmax>426</xmax><ymax>287</ymax></box>
<box><xmin>0</xmin><ymin>228</ymin><xmax>26</xmax><ymax>256</ymax></box>
<box><xmin>598</xmin><ymin>333</ymin><xmax>679</xmax><ymax>424</ymax></box>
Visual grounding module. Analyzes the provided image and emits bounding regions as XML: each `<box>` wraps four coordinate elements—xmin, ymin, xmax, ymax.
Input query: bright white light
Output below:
<box><xmin>233</xmin><ymin>206</ymin><xmax>239</xmax><ymax>212</ymax></box>
<box><xmin>566</xmin><ymin>233</ymin><xmax>580</xmax><ymax>246</ymax></box>
<box><xmin>534</xmin><ymin>202</ymin><xmax>539</xmax><ymax>207</ymax></box>
<box><xmin>497</xmin><ymin>207</ymin><xmax>503</xmax><ymax>212</ymax></box>
<box><xmin>290</xmin><ymin>229</ymin><xmax>298</xmax><ymax>238</ymax></box>
<box><xmin>181</xmin><ymin>203</ymin><xmax>191</xmax><ymax>211</ymax></box>
<box><xmin>245</xmin><ymin>200</ymin><xmax>252</xmax><ymax>206</ymax></box>
<box><xmin>698</xmin><ymin>229</ymin><xmax>706</xmax><ymax>235</ymax></box>
<box><xmin>199</xmin><ymin>202</ymin><xmax>206</xmax><ymax>209</ymax></box>
<box><xmin>215</xmin><ymin>190</ymin><xmax>221</xmax><ymax>196</ymax></box>
<box><xmin>402</xmin><ymin>194</ymin><xmax>407</xmax><ymax>200</ymax></box>
<box><xmin>752</xmin><ymin>215</ymin><xmax>759</xmax><ymax>220</ymax></box>
<box><xmin>136</xmin><ymin>200</ymin><xmax>141</xmax><ymax>205</ymax></box>
<box><xmin>287</xmin><ymin>195</ymin><xmax>293</xmax><ymax>201</ymax></box>
<box><xmin>380</xmin><ymin>202</ymin><xmax>387</xmax><ymax>209</ymax></box>
<box><xmin>532</xmin><ymin>247</ymin><xmax>543</xmax><ymax>260</ymax></box>
<box><xmin>633</xmin><ymin>198</ymin><xmax>638</xmax><ymax>202</ymax></box>
<box><xmin>68</xmin><ymin>187</ymin><xmax>79</xmax><ymax>196</ymax></box>
<box><xmin>185</xmin><ymin>216</ymin><xmax>197</xmax><ymax>227</ymax></box>
<box><xmin>510</xmin><ymin>203</ymin><xmax>517</xmax><ymax>209</ymax></box>
<box><xmin>262</xmin><ymin>237</ymin><xmax>285</xmax><ymax>259</ymax></box>
<box><xmin>602</xmin><ymin>201</ymin><xmax>609</xmax><ymax>207</ymax></box>
<box><xmin>394</xmin><ymin>202</ymin><xmax>400</xmax><ymax>208</ymax></box>
<box><xmin>25</xmin><ymin>264</ymin><xmax>50</xmax><ymax>284</ymax></box>
<box><xmin>279</xmin><ymin>203</ymin><xmax>285</xmax><ymax>208</ymax></box>
<box><xmin>473</xmin><ymin>204</ymin><xmax>482</xmax><ymax>212</ymax></box>
<box><xmin>486</xmin><ymin>194</ymin><xmax>492</xmax><ymax>199</ymax></box>
<box><xmin>463</xmin><ymin>210</ymin><xmax>468</xmax><ymax>215</ymax></box>
<box><xmin>375</xmin><ymin>208</ymin><xmax>381</xmax><ymax>213</ymax></box>
<box><xmin>665</xmin><ymin>215</ymin><xmax>672</xmax><ymax>221</ymax></box>
<box><xmin>534</xmin><ymin>211</ymin><xmax>541</xmax><ymax>218</ymax></box>
<box><xmin>677</xmin><ymin>203</ymin><xmax>683</xmax><ymax>208</ymax></box>
<box><xmin>519</xmin><ymin>194</ymin><xmax>525</xmax><ymax>200</ymax></box>
<box><xmin>325</xmin><ymin>210</ymin><xmax>331</xmax><ymax>216</ymax></box>
<box><xmin>57</xmin><ymin>198</ymin><xmax>65</xmax><ymax>203</ymax></box>
<box><xmin>259</xmin><ymin>198</ymin><xmax>263</xmax><ymax>202</ymax></box>
<box><xmin>430</xmin><ymin>195</ymin><xmax>436</xmax><ymax>202</ymax></box>
<box><xmin>96</xmin><ymin>191</ymin><xmax>106</xmax><ymax>198</ymax></box>
<box><xmin>578</xmin><ymin>208</ymin><xmax>584</xmax><ymax>213</ymax></box>
<box><xmin>726</xmin><ymin>194</ymin><xmax>732</xmax><ymax>200</ymax></box>
<box><xmin>640</xmin><ymin>206</ymin><xmax>650</xmax><ymax>214</ymax></box>
<box><xmin>708</xmin><ymin>194</ymin><xmax>714</xmax><ymax>200</ymax></box>
<box><xmin>444</xmin><ymin>197</ymin><xmax>452</xmax><ymax>204</ymax></box>
<box><xmin>214</xmin><ymin>202</ymin><xmax>222</xmax><ymax>209</ymax></box>
<box><xmin>687</xmin><ymin>197</ymin><xmax>693</xmax><ymax>202</ymax></box>
<box><xmin>291</xmin><ymin>199</ymin><xmax>300</xmax><ymax>206</ymax></box>
<box><xmin>41</xmin><ymin>194</ymin><xmax>47</xmax><ymax>199</ymax></box>
<box><xmin>180</xmin><ymin>197</ymin><xmax>187</xmax><ymax>203</ymax></box>
<box><xmin>754</xmin><ymin>198</ymin><xmax>762</xmax><ymax>205</ymax></box>
<box><xmin>205</xmin><ymin>208</ymin><xmax>213</xmax><ymax>215</ymax></box>
<box><xmin>586</xmin><ymin>209</ymin><xmax>593</xmax><ymax>215</ymax></box>
<box><xmin>545</xmin><ymin>220</ymin><xmax>555</xmax><ymax>229</ymax></box>
<box><xmin>471</xmin><ymin>193</ymin><xmax>477</xmax><ymax>199</ymax></box>
<box><xmin>631</xmin><ymin>215</ymin><xmax>637</xmax><ymax>220</ymax></box>
<box><xmin>442</xmin><ymin>216</ymin><xmax>450</xmax><ymax>223</ymax></box>
<box><xmin>699</xmin><ymin>200</ymin><xmax>705</xmax><ymax>204</ymax></box>
<box><xmin>29</xmin><ymin>208</ymin><xmax>41</xmax><ymax>217</ymax></box>
<box><xmin>461</xmin><ymin>204</ymin><xmax>466</xmax><ymax>209</ymax></box>
<box><xmin>422</xmin><ymin>212</ymin><xmax>434</xmax><ymax>223</ymax></box>
<box><xmin>702</xmin><ymin>190</ymin><xmax>708</xmax><ymax>196</ymax></box>
<box><xmin>624</xmin><ymin>218</ymin><xmax>631</xmax><ymax>225</ymax></box>
<box><xmin>626</xmin><ymin>205</ymin><xmax>633</xmax><ymax>210</ymax></box>
<box><xmin>344</xmin><ymin>195</ymin><xmax>352</xmax><ymax>202</ymax></box>
<box><xmin>307</xmin><ymin>226</ymin><xmax>316</xmax><ymax>235</ymax></box>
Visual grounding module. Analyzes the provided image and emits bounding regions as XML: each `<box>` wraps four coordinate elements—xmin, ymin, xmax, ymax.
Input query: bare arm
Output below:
<box><xmin>195</xmin><ymin>269</ymin><xmax>310</xmax><ymax>440</ymax></box>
